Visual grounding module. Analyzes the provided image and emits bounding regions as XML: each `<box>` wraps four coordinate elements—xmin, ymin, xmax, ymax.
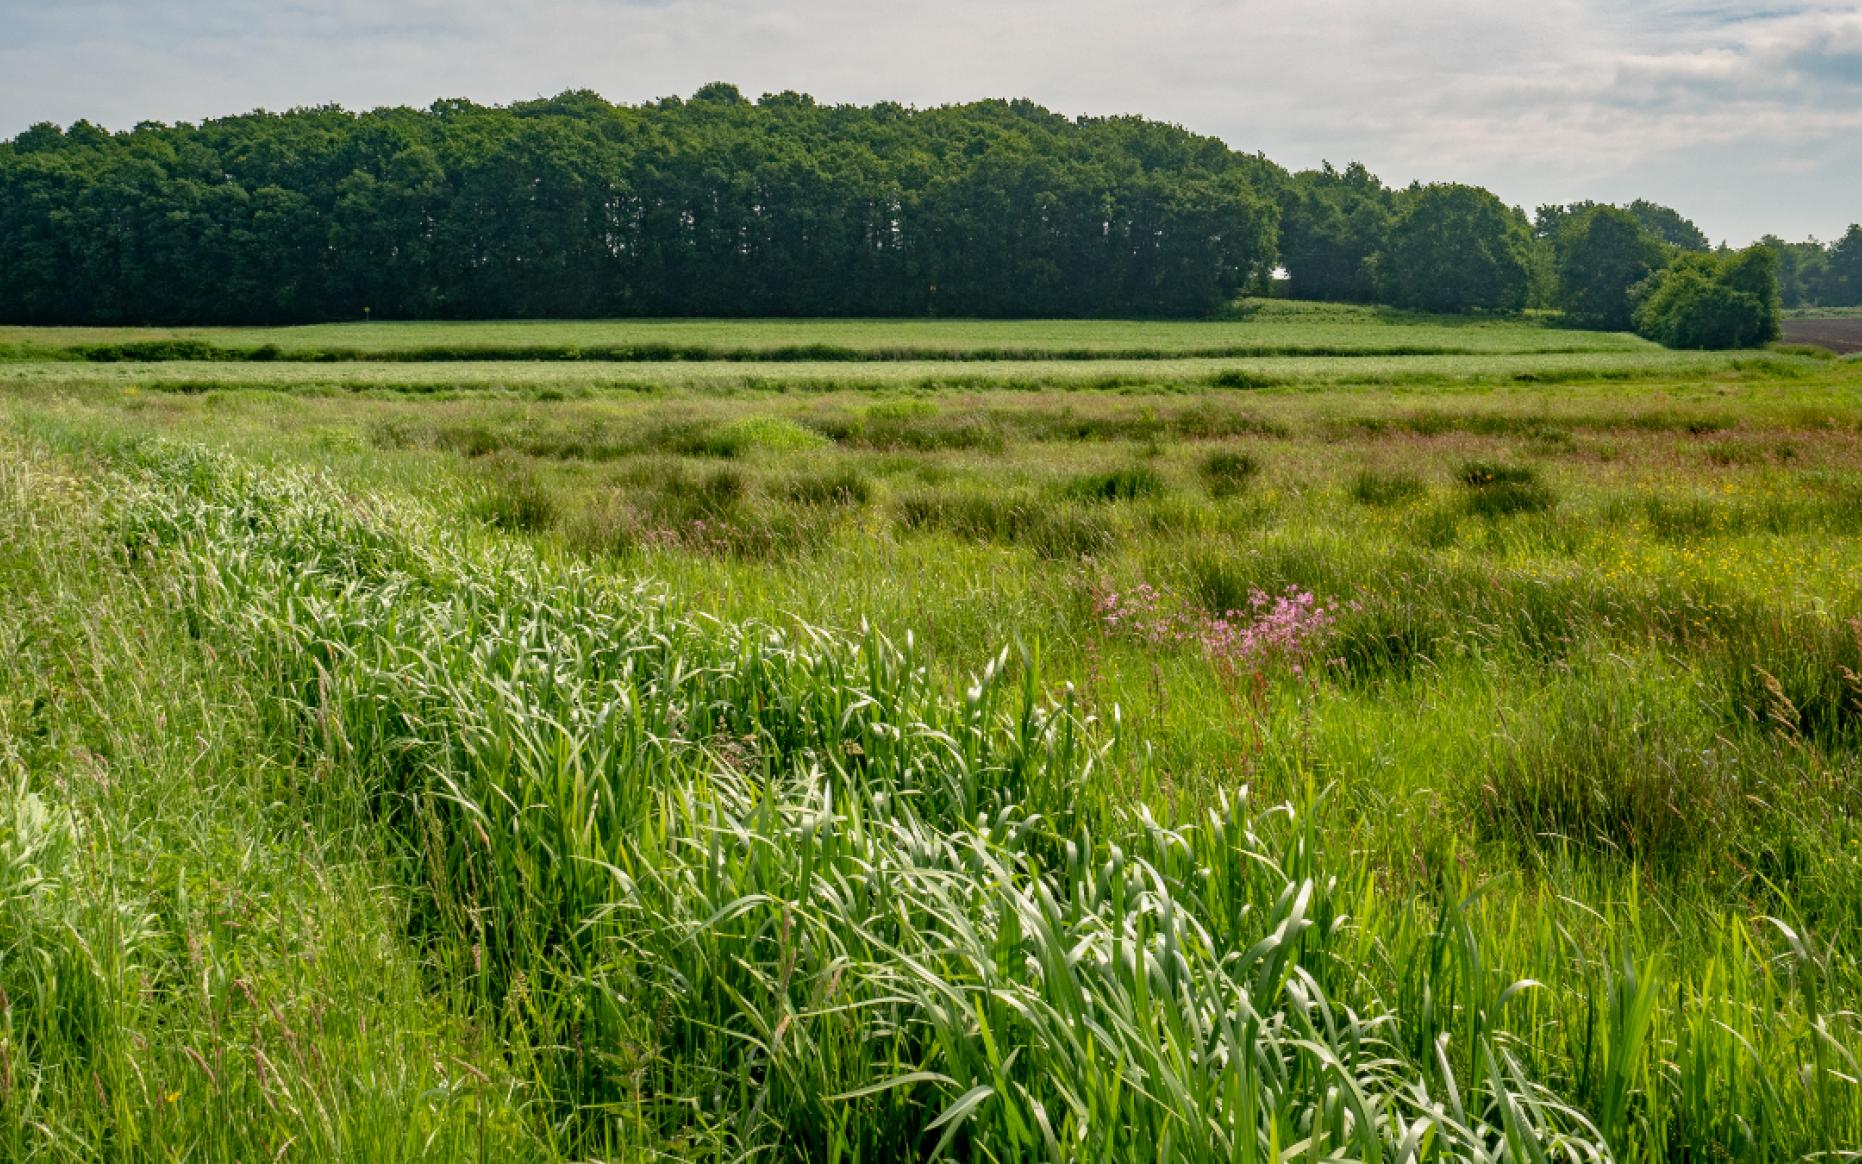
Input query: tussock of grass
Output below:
<box><xmin>468</xmin><ymin>454</ymin><xmax>558</xmax><ymax>532</ymax></box>
<box><xmin>1068</xmin><ymin>464</ymin><xmax>1167</xmax><ymax>502</ymax></box>
<box><xmin>1201</xmin><ymin>449</ymin><xmax>1262</xmax><ymax>497</ymax></box>
<box><xmin>1456</xmin><ymin>461</ymin><xmax>1557</xmax><ymax>517</ymax></box>
<box><xmin>897</xmin><ymin>487</ymin><xmax>1113</xmax><ymax>558</ymax></box>
<box><xmin>1350</xmin><ymin>468</ymin><xmax>1427</xmax><ymax>506</ymax></box>
<box><xmin>783</xmin><ymin>466</ymin><xmax>873</xmax><ymax>507</ymax></box>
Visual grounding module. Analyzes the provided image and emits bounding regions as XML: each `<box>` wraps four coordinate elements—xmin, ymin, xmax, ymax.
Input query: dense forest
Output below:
<box><xmin>1</xmin><ymin>86</ymin><xmax>1856</xmax><ymax>325</ymax></box>
<box><xmin>0</xmin><ymin>87</ymin><xmax>1283</xmax><ymax>322</ymax></box>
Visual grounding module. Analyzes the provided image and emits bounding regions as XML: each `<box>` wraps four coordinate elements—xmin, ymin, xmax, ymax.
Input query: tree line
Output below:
<box><xmin>0</xmin><ymin>86</ymin><xmax>1280</xmax><ymax>324</ymax></box>
<box><xmin>1</xmin><ymin>86</ymin><xmax>1853</xmax><ymax>340</ymax></box>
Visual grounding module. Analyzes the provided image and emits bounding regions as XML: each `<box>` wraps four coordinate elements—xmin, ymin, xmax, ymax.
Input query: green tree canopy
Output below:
<box><xmin>1554</xmin><ymin>205</ymin><xmax>1669</xmax><ymax>330</ymax></box>
<box><xmin>1624</xmin><ymin>200</ymin><xmax>1712</xmax><ymax>251</ymax></box>
<box><xmin>0</xmin><ymin>89</ymin><xmax>1285</xmax><ymax>323</ymax></box>
<box><xmin>1374</xmin><ymin>183</ymin><xmax>1532</xmax><ymax>314</ymax></box>
<box><xmin>1825</xmin><ymin>225</ymin><xmax>1862</xmax><ymax>307</ymax></box>
<box><xmin>1275</xmin><ymin>162</ymin><xmax>1392</xmax><ymax>303</ymax></box>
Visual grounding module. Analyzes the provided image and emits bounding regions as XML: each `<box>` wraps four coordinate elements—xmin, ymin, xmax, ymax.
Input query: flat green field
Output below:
<box><xmin>4</xmin><ymin>310</ymin><xmax>1862</xmax><ymax>1161</ymax></box>
<box><xmin>0</xmin><ymin>300</ymin><xmax>1653</xmax><ymax>359</ymax></box>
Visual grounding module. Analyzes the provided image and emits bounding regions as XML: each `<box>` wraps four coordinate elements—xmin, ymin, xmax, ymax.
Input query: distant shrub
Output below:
<box><xmin>1200</xmin><ymin>451</ymin><xmax>1261</xmax><ymax>497</ymax></box>
<box><xmin>1069</xmin><ymin>465</ymin><xmax>1167</xmax><ymax>503</ymax></box>
<box><xmin>1632</xmin><ymin>247</ymin><xmax>1781</xmax><ymax>350</ymax></box>
<box><xmin>1349</xmin><ymin>469</ymin><xmax>1425</xmax><ymax>506</ymax></box>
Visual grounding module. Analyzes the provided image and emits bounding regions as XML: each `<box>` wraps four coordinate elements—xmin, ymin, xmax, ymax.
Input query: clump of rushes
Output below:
<box><xmin>1206</xmin><ymin>367</ymin><xmax>1281</xmax><ymax>389</ymax></box>
<box><xmin>1457</xmin><ymin>460</ymin><xmax>1538</xmax><ymax>488</ymax></box>
<box><xmin>1068</xmin><ymin>464</ymin><xmax>1165</xmax><ymax>502</ymax></box>
<box><xmin>897</xmin><ymin>487</ymin><xmax>1112</xmax><ymax>558</ymax></box>
<box><xmin>468</xmin><ymin>455</ymin><xmax>557</xmax><ymax>532</ymax></box>
<box><xmin>1200</xmin><ymin>449</ymin><xmax>1261</xmax><ymax>498</ymax></box>
<box><xmin>1350</xmin><ymin>468</ymin><xmax>1426</xmax><ymax>506</ymax></box>
<box><xmin>1456</xmin><ymin>459</ymin><xmax>1555</xmax><ymax>516</ymax></box>
<box><xmin>783</xmin><ymin>466</ymin><xmax>872</xmax><ymax>507</ymax></box>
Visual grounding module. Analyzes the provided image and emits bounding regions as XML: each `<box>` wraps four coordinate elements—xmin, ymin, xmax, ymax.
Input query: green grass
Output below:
<box><xmin>0</xmin><ymin>300</ymin><xmax>1654</xmax><ymax>362</ymax></box>
<box><xmin>4</xmin><ymin>308</ymin><xmax>1862</xmax><ymax>1160</ymax></box>
<box><xmin>0</xmin><ymin>348</ymin><xmax>1785</xmax><ymax>399</ymax></box>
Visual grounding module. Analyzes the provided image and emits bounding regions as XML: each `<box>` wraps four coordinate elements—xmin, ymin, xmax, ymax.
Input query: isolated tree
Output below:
<box><xmin>1632</xmin><ymin>246</ymin><xmax>1780</xmax><ymax>349</ymax></box>
<box><xmin>1374</xmin><ymin>183</ymin><xmax>1532</xmax><ymax>314</ymax></box>
<box><xmin>1554</xmin><ymin>205</ymin><xmax>1668</xmax><ymax>330</ymax></box>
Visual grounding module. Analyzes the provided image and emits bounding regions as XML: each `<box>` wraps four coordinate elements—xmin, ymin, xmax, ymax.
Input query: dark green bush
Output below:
<box><xmin>1632</xmin><ymin>247</ymin><xmax>1781</xmax><ymax>350</ymax></box>
<box><xmin>1206</xmin><ymin>368</ymin><xmax>1282</xmax><ymax>390</ymax></box>
<box><xmin>79</xmin><ymin>339</ymin><xmax>229</xmax><ymax>362</ymax></box>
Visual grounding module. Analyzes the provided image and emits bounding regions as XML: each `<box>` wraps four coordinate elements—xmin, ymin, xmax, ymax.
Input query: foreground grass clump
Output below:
<box><xmin>0</xmin><ymin>442</ymin><xmax>544</xmax><ymax>1160</ymax></box>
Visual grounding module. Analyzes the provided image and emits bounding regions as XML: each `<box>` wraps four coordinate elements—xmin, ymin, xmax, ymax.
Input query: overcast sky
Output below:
<box><xmin>2</xmin><ymin>1</ymin><xmax>1857</xmax><ymax>245</ymax></box>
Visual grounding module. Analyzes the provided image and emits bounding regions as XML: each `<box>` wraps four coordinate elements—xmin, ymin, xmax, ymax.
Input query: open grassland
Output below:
<box><xmin>0</xmin><ymin>301</ymin><xmax>1654</xmax><ymax>362</ymax></box>
<box><xmin>0</xmin><ymin>347</ymin><xmax>1804</xmax><ymax>399</ymax></box>
<box><xmin>4</xmin><ymin>312</ymin><xmax>1862</xmax><ymax>1162</ymax></box>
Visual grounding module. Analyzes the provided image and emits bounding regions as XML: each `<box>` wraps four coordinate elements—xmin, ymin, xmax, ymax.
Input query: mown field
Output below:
<box><xmin>4</xmin><ymin>307</ymin><xmax>1862</xmax><ymax>1161</ymax></box>
<box><xmin>0</xmin><ymin>301</ymin><xmax>1648</xmax><ymax>361</ymax></box>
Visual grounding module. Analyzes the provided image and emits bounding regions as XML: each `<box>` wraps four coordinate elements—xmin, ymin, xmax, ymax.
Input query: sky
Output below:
<box><xmin>2</xmin><ymin>1</ymin><xmax>1857</xmax><ymax>245</ymax></box>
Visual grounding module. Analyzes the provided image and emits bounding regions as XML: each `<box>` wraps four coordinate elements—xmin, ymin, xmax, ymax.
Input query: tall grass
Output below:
<box><xmin>3</xmin><ymin>431</ymin><xmax>1845</xmax><ymax>1159</ymax></box>
<box><xmin>36</xmin><ymin>436</ymin><xmax>1625</xmax><ymax>1159</ymax></box>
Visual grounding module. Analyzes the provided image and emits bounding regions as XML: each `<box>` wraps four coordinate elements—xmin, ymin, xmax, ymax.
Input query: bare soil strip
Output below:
<box><xmin>1783</xmin><ymin>317</ymin><xmax>1862</xmax><ymax>354</ymax></box>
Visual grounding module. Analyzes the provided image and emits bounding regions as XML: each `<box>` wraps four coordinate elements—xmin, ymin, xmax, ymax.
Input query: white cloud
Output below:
<box><xmin>0</xmin><ymin>0</ymin><xmax>1856</xmax><ymax>242</ymax></box>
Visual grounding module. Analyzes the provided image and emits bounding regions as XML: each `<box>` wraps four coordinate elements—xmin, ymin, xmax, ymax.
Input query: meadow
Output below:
<box><xmin>0</xmin><ymin>301</ymin><xmax>1650</xmax><ymax>362</ymax></box>
<box><xmin>3</xmin><ymin>306</ymin><xmax>1862</xmax><ymax>1161</ymax></box>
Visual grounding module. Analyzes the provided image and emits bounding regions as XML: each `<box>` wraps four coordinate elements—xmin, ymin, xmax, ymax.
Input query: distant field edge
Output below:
<box><xmin>0</xmin><ymin>339</ymin><xmax>1633</xmax><ymax>365</ymax></box>
<box><xmin>1781</xmin><ymin>317</ymin><xmax>1862</xmax><ymax>355</ymax></box>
